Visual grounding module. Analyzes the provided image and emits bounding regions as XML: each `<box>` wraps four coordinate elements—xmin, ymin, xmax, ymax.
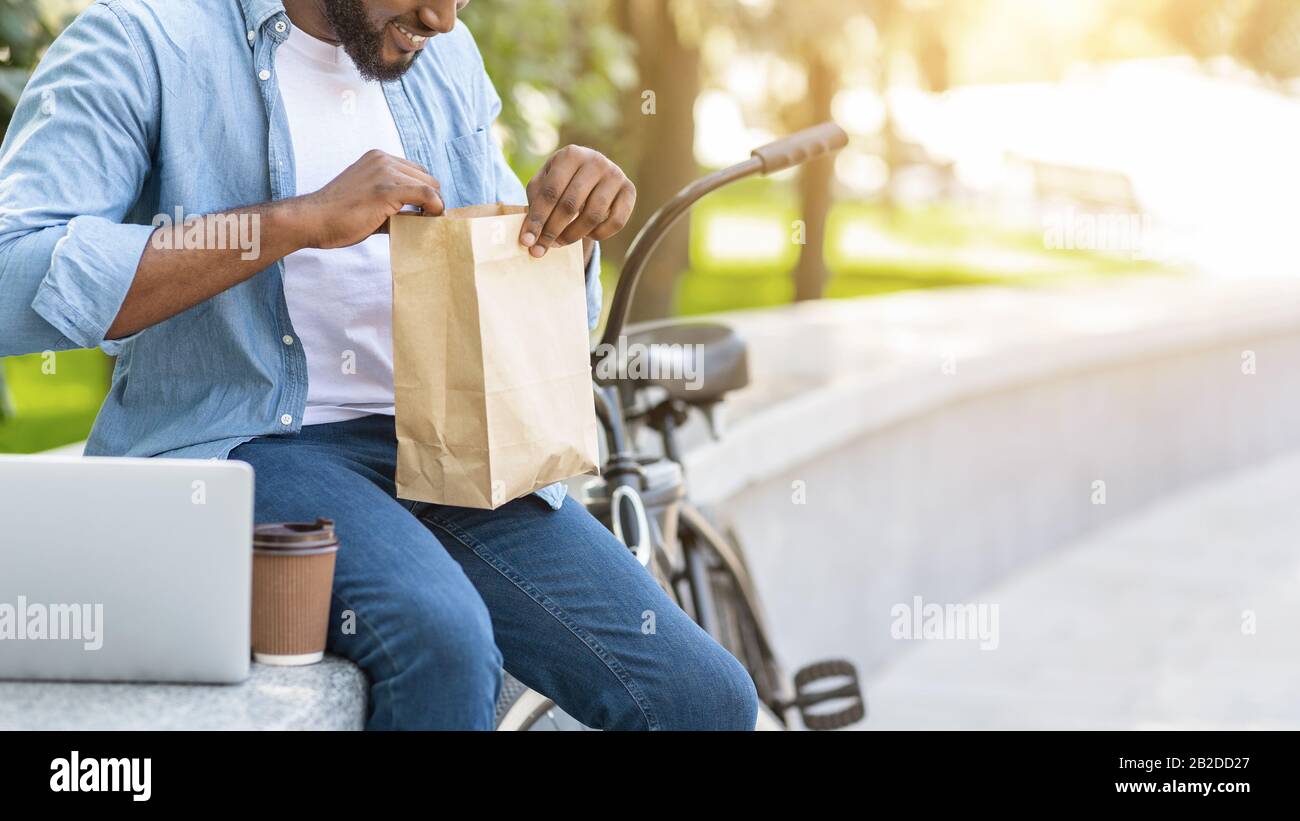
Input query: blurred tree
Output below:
<box><xmin>1232</xmin><ymin>0</ymin><xmax>1300</xmax><ymax>80</ymax></box>
<box><xmin>461</xmin><ymin>0</ymin><xmax>636</xmax><ymax>174</ymax></box>
<box><xmin>717</xmin><ymin>0</ymin><xmax>981</xmax><ymax>301</ymax></box>
<box><xmin>595</xmin><ymin>0</ymin><xmax>973</xmax><ymax>310</ymax></box>
<box><xmin>1147</xmin><ymin>0</ymin><xmax>1300</xmax><ymax>80</ymax></box>
<box><xmin>609</xmin><ymin>0</ymin><xmax>869</xmax><ymax>313</ymax></box>
<box><xmin>602</xmin><ymin>0</ymin><xmax>706</xmax><ymax>321</ymax></box>
<box><xmin>0</xmin><ymin>0</ymin><xmax>63</xmax><ymax>135</ymax></box>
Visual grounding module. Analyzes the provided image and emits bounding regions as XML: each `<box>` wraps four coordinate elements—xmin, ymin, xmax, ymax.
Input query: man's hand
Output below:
<box><xmin>519</xmin><ymin>145</ymin><xmax>636</xmax><ymax>260</ymax></box>
<box><xmin>105</xmin><ymin>150</ymin><xmax>443</xmax><ymax>340</ymax></box>
<box><xmin>298</xmin><ymin>149</ymin><xmax>444</xmax><ymax>249</ymax></box>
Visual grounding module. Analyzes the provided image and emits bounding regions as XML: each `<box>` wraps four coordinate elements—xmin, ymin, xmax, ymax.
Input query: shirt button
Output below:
<box><xmin>282</xmin><ymin>334</ymin><xmax>294</xmax><ymax>346</ymax></box>
<box><xmin>280</xmin><ymin>414</ymin><xmax>293</xmax><ymax>426</ymax></box>
<box><xmin>274</xmin><ymin>21</ymin><xmax>287</xmax><ymax>33</ymax></box>
<box><xmin>258</xmin><ymin>69</ymin><xmax>271</xmax><ymax>81</ymax></box>
<box><xmin>247</xmin><ymin>30</ymin><xmax>256</xmax><ymax>42</ymax></box>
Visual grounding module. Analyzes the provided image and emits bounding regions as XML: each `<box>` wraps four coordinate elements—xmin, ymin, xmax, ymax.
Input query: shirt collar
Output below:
<box><xmin>239</xmin><ymin>0</ymin><xmax>288</xmax><ymax>34</ymax></box>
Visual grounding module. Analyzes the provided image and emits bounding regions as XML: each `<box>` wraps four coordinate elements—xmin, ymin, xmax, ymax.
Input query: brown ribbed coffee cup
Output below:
<box><xmin>252</xmin><ymin>518</ymin><xmax>340</xmax><ymax>666</ymax></box>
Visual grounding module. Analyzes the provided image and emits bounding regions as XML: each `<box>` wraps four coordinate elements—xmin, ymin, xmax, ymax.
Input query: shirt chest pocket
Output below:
<box><xmin>444</xmin><ymin>129</ymin><xmax>492</xmax><ymax>206</ymax></box>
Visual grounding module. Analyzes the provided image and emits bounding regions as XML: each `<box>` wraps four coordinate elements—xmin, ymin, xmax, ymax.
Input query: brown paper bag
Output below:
<box><xmin>389</xmin><ymin>204</ymin><xmax>600</xmax><ymax>509</ymax></box>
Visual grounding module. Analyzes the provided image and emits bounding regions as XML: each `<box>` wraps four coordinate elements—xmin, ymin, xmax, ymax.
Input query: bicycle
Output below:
<box><xmin>495</xmin><ymin>123</ymin><xmax>867</xmax><ymax>731</ymax></box>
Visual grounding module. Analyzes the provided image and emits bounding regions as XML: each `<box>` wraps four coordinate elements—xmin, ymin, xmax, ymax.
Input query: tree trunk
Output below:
<box><xmin>793</xmin><ymin>51</ymin><xmax>836</xmax><ymax>302</ymax></box>
<box><xmin>609</xmin><ymin>0</ymin><xmax>700</xmax><ymax>323</ymax></box>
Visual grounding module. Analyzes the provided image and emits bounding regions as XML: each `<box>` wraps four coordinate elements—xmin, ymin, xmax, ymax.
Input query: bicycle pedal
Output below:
<box><xmin>790</xmin><ymin>659</ymin><xmax>866</xmax><ymax>730</ymax></box>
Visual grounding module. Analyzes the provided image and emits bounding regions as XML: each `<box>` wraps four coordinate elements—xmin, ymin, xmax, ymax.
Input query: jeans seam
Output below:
<box><xmin>422</xmin><ymin>515</ymin><xmax>661</xmax><ymax>731</ymax></box>
<box><xmin>330</xmin><ymin>589</ymin><xmax>406</xmax><ymax>729</ymax></box>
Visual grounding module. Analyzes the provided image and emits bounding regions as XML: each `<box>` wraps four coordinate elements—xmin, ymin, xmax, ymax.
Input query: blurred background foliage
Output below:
<box><xmin>3</xmin><ymin>0</ymin><xmax>1300</xmax><ymax>451</ymax></box>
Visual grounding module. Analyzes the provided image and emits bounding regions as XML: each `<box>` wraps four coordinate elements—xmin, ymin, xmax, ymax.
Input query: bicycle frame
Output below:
<box><xmin>589</xmin><ymin>122</ymin><xmax>848</xmax><ymax>561</ymax></box>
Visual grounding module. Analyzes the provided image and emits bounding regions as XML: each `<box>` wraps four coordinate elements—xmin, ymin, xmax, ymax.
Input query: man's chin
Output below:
<box><xmin>351</xmin><ymin>49</ymin><xmax>420</xmax><ymax>83</ymax></box>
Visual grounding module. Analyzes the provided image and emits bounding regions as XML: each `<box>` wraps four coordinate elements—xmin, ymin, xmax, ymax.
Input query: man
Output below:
<box><xmin>0</xmin><ymin>0</ymin><xmax>758</xmax><ymax>730</ymax></box>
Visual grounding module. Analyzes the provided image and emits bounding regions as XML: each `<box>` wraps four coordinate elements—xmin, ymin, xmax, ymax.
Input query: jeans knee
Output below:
<box><xmin>660</xmin><ymin>646</ymin><xmax>760</xmax><ymax>731</ymax></box>
<box><xmin>710</xmin><ymin>654</ymin><xmax>760</xmax><ymax>730</ymax></box>
<box><xmin>366</xmin><ymin>587</ymin><xmax>503</xmax><ymax>730</ymax></box>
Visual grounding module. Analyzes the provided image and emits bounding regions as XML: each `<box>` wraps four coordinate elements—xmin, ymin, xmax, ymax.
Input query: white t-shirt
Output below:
<box><xmin>277</xmin><ymin>27</ymin><xmax>405</xmax><ymax>425</ymax></box>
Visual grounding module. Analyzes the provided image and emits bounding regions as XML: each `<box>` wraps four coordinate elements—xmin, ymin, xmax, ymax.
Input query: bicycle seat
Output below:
<box><xmin>595</xmin><ymin>320</ymin><xmax>749</xmax><ymax>404</ymax></box>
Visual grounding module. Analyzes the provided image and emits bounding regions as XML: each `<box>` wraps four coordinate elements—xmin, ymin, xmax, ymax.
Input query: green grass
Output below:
<box><xmin>661</xmin><ymin>179</ymin><xmax>1168</xmax><ymax>316</ymax></box>
<box><xmin>0</xmin><ymin>349</ymin><xmax>111</xmax><ymax>453</ymax></box>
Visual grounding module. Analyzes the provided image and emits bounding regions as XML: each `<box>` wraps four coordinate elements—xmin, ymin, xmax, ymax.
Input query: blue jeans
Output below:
<box><xmin>231</xmin><ymin>415</ymin><xmax>758</xmax><ymax>730</ymax></box>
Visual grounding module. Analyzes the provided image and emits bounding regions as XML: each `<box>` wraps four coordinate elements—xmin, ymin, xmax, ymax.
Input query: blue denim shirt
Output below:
<box><xmin>0</xmin><ymin>0</ymin><xmax>601</xmax><ymax>509</ymax></box>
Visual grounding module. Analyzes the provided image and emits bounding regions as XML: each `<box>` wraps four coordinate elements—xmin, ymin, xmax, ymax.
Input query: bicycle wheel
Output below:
<box><xmin>494</xmin><ymin>672</ymin><xmax>594</xmax><ymax>731</ymax></box>
<box><xmin>679</xmin><ymin>514</ymin><xmax>787</xmax><ymax>720</ymax></box>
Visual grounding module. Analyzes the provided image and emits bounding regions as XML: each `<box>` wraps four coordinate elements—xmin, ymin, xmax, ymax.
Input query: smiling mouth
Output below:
<box><xmin>389</xmin><ymin>21</ymin><xmax>432</xmax><ymax>52</ymax></box>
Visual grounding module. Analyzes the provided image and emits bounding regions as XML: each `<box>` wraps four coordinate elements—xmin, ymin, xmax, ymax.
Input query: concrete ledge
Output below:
<box><xmin>0</xmin><ymin>656</ymin><xmax>367</xmax><ymax>730</ymax></box>
<box><xmin>686</xmin><ymin>276</ymin><xmax>1300</xmax><ymax>504</ymax></box>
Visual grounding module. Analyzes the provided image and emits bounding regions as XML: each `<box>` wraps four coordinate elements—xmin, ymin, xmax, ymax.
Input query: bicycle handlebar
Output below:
<box><xmin>749</xmin><ymin>122</ymin><xmax>849</xmax><ymax>175</ymax></box>
<box><xmin>594</xmin><ymin>122</ymin><xmax>849</xmax><ymax>359</ymax></box>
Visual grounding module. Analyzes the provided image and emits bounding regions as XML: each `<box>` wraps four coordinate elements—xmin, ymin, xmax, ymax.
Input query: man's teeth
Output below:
<box><xmin>394</xmin><ymin>24</ymin><xmax>428</xmax><ymax>45</ymax></box>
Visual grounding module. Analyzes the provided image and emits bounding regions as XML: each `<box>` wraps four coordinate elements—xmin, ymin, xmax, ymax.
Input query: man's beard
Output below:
<box><xmin>321</xmin><ymin>0</ymin><xmax>419</xmax><ymax>82</ymax></box>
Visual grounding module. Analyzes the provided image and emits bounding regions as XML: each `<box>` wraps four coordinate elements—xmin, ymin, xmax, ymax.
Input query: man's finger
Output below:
<box><xmin>371</xmin><ymin>180</ymin><xmax>444</xmax><ymax>238</ymax></box>
<box><xmin>534</xmin><ymin>163</ymin><xmax>605</xmax><ymax>257</ymax></box>
<box><xmin>362</xmin><ymin>150</ymin><xmax>431</xmax><ymax>179</ymax></box>
<box><xmin>588</xmin><ymin>183</ymin><xmax>636</xmax><ymax>242</ymax></box>
<box><xmin>392</xmin><ymin>156</ymin><xmax>440</xmax><ymax>188</ymax></box>
<box><xmin>520</xmin><ymin>148</ymin><xmax>583</xmax><ymax>248</ymax></box>
<box><xmin>556</xmin><ymin>175</ymin><xmax>622</xmax><ymax>247</ymax></box>
<box><xmin>389</xmin><ymin>182</ymin><xmax>445</xmax><ymax>216</ymax></box>
<box><xmin>364</xmin><ymin>150</ymin><xmax>439</xmax><ymax>188</ymax></box>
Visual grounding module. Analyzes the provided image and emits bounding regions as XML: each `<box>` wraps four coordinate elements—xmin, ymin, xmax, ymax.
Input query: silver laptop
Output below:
<box><xmin>0</xmin><ymin>455</ymin><xmax>252</xmax><ymax>683</ymax></box>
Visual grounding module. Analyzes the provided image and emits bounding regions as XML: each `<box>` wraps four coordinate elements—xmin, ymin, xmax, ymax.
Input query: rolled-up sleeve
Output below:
<box><xmin>0</xmin><ymin>1</ymin><xmax>157</xmax><ymax>357</ymax></box>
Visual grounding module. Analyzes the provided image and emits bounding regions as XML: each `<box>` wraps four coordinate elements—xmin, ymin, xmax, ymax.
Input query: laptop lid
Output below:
<box><xmin>0</xmin><ymin>455</ymin><xmax>252</xmax><ymax>683</ymax></box>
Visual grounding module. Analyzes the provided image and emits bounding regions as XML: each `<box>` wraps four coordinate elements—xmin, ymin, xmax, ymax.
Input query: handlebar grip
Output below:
<box><xmin>750</xmin><ymin>122</ymin><xmax>849</xmax><ymax>175</ymax></box>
